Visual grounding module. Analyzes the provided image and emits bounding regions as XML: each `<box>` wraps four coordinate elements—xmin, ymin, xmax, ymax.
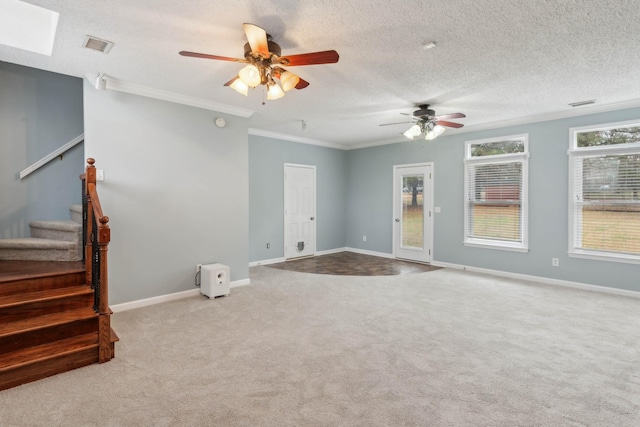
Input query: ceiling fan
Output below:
<box><xmin>179</xmin><ymin>23</ymin><xmax>339</xmax><ymax>100</ymax></box>
<box><xmin>380</xmin><ymin>105</ymin><xmax>466</xmax><ymax>140</ymax></box>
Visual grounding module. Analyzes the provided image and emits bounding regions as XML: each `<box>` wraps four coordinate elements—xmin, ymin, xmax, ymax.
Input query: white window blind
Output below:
<box><xmin>569</xmin><ymin>121</ymin><xmax>640</xmax><ymax>263</ymax></box>
<box><xmin>467</xmin><ymin>161</ymin><xmax>523</xmax><ymax>242</ymax></box>
<box><xmin>570</xmin><ymin>153</ymin><xmax>640</xmax><ymax>257</ymax></box>
<box><xmin>464</xmin><ymin>134</ymin><xmax>528</xmax><ymax>251</ymax></box>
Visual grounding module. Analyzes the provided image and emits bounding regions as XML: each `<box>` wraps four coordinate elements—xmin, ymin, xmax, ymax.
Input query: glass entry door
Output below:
<box><xmin>394</xmin><ymin>164</ymin><xmax>433</xmax><ymax>263</ymax></box>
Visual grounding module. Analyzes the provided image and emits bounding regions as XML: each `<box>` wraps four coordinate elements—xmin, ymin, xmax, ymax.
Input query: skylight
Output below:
<box><xmin>0</xmin><ymin>0</ymin><xmax>59</xmax><ymax>56</ymax></box>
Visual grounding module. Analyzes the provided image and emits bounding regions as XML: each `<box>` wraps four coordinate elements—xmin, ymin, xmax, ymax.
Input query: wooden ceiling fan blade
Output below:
<box><xmin>435</xmin><ymin>120</ymin><xmax>464</xmax><ymax>128</ymax></box>
<box><xmin>281</xmin><ymin>50</ymin><xmax>339</xmax><ymax>66</ymax></box>
<box><xmin>296</xmin><ymin>79</ymin><xmax>309</xmax><ymax>90</ymax></box>
<box><xmin>223</xmin><ymin>76</ymin><xmax>238</xmax><ymax>86</ymax></box>
<box><xmin>179</xmin><ymin>51</ymin><xmax>245</xmax><ymax>62</ymax></box>
<box><xmin>379</xmin><ymin>121</ymin><xmax>414</xmax><ymax>127</ymax></box>
<box><xmin>243</xmin><ymin>23</ymin><xmax>269</xmax><ymax>56</ymax></box>
<box><xmin>435</xmin><ymin>112</ymin><xmax>466</xmax><ymax>120</ymax></box>
<box><xmin>295</xmin><ymin>78</ymin><xmax>310</xmax><ymax>89</ymax></box>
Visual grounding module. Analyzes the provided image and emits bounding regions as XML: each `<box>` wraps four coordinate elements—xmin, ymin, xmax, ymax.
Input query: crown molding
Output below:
<box><xmin>84</xmin><ymin>73</ymin><xmax>254</xmax><ymax>118</ymax></box>
<box><xmin>248</xmin><ymin>128</ymin><xmax>345</xmax><ymax>150</ymax></box>
<box><xmin>84</xmin><ymin>73</ymin><xmax>640</xmax><ymax>149</ymax></box>
<box><xmin>456</xmin><ymin>98</ymin><xmax>640</xmax><ymax>135</ymax></box>
<box><xmin>345</xmin><ymin>137</ymin><xmax>407</xmax><ymax>150</ymax></box>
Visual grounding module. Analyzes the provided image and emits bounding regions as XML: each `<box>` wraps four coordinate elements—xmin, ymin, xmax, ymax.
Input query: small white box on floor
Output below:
<box><xmin>201</xmin><ymin>263</ymin><xmax>230</xmax><ymax>298</ymax></box>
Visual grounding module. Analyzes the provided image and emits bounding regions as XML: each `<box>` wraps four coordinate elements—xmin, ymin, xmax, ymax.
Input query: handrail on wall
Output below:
<box><xmin>19</xmin><ymin>133</ymin><xmax>85</xmax><ymax>179</ymax></box>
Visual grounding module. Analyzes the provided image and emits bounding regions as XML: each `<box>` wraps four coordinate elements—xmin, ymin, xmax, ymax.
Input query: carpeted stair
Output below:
<box><xmin>0</xmin><ymin>205</ymin><xmax>83</xmax><ymax>262</ymax></box>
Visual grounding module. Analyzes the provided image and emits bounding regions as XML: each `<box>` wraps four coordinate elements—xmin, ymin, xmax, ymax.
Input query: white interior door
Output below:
<box><xmin>393</xmin><ymin>163</ymin><xmax>433</xmax><ymax>263</ymax></box>
<box><xmin>284</xmin><ymin>164</ymin><xmax>316</xmax><ymax>259</ymax></box>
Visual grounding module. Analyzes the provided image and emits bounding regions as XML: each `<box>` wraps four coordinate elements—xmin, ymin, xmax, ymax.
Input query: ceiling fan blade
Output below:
<box><xmin>379</xmin><ymin>121</ymin><xmax>414</xmax><ymax>127</ymax></box>
<box><xmin>295</xmin><ymin>78</ymin><xmax>310</xmax><ymax>89</ymax></box>
<box><xmin>243</xmin><ymin>23</ymin><xmax>270</xmax><ymax>57</ymax></box>
<box><xmin>280</xmin><ymin>50</ymin><xmax>339</xmax><ymax>66</ymax></box>
<box><xmin>435</xmin><ymin>120</ymin><xmax>464</xmax><ymax>128</ymax></box>
<box><xmin>223</xmin><ymin>76</ymin><xmax>239</xmax><ymax>86</ymax></box>
<box><xmin>179</xmin><ymin>51</ymin><xmax>246</xmax><ymax>62</ymax></box>
<box><xmin>435</xmin><ymin>112</ymin><xmax>466</xmax><ymax>120</ymax></box>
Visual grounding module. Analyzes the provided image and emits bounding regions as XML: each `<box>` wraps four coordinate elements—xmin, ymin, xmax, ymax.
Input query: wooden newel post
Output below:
<box><xmin>86</xmin><ymin>158</ymin><xmax>96</xmax><ymax>184</ymax></box>
<box><xmin>83</xmin><ymin>158</ymin><xmax>113</xmax><ymax>363</ymax></box>
<box><xmin>97</xmin><ymin>215</ymin><xmax>111</xmax><ymax>362</ymax></box>
<box><xmin>97</xmin><ymin>216</ymin><xmax>110</xmax><ymax>314</ymax></box>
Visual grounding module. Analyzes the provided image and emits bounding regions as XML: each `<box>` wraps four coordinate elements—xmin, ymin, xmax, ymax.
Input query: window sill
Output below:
<box><xmin>464</xmin><ymin>239</ymin><xmax>529</xmax><ymax>253</ymax></box>
<box><xmin>569</xmin><ymin>250</ymin><xmax>640</xmax><ymax>265</ymax></box>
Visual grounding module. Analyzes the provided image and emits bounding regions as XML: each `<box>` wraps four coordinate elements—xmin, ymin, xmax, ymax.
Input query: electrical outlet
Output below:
<box><xmin>363</xmin><ymin>235</ymin><xmax>367</xmax><ymax>242</ymax></box>
<box><xmin>552</xmin><ymin>258</ymin><xmax>559</xmax><ymax>267</ymax></box>
<box><xmin>196</xmin><ymin>263</ymin><xmax>202</xmax><ymax>274</ymax></box>
<box><xmin>266</xmin><ymin>243</ymin><xmax>270</xmax><ymax>249</ymax></box>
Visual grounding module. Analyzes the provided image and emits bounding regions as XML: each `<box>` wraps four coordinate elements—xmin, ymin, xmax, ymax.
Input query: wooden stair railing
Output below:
<box><xmin>0</xmin><ymin>158</ymin><xmax>117</xmax><ymax>391</ymax></box>
<box><xmin>81</xmin><ymin>158</ymin><xmax>113</xmax><ymax>363</ymax></box>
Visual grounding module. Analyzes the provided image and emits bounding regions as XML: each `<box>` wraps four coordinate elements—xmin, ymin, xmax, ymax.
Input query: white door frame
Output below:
<box><xmin>392</xmin><ymin>162</ymin><xmax>434</xmax><ymax>263</ymax></box>
<box><xmin>284</xmin><ymin>163</ymin><xmax>317</xmax><ymax>260</ymax></box>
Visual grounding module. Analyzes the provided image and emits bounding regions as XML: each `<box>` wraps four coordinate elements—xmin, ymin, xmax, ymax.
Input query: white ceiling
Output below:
<box><xmin>3</xmin><ymin>0</ymin><xmax>640</xmax><ymax>149</ymax></box>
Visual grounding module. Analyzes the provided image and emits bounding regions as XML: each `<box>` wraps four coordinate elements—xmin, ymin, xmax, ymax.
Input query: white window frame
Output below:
<box><xmin>464</xmin><ymin>134</ymin><xmax>529</xmax><ymax>252</ymax></box>
<box><xmin>568</xmin><ymin>119</ymin><xmax>640</xmax><ymax>264</ymax></box>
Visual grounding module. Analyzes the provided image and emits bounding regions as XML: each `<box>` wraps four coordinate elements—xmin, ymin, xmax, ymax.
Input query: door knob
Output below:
<box><xmin>310</xmin><ymin>217</ymin><xmax>315</xmax><ymax>220</ymax></box>
<box><xmin>395</xmin><ymin>218</ymin><xmax>400</xmax><ymax>222</ymax></box>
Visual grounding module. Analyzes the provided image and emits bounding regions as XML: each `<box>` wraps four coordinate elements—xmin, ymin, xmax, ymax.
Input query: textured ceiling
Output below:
<box><xmin>3</xmin><ymin>0</ymin><xmax>640</xmax><ymax>148</ymax></box>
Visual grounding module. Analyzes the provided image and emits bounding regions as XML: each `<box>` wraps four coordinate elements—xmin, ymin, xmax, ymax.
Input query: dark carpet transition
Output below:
<box><xmin>266</xmin><ymin>251</ymin><xmax>441</xmax><ymax>276</ymax></box>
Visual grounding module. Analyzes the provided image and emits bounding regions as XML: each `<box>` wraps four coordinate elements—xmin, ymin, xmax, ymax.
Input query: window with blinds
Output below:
<box><xmin>464</xmin><ymin>135</ymin><xmax>529</xmax><ymax>251</ymax></box>
<box><xmin>569</xmin><ymin>121</ymin><xmax>640</xmax><ymax>263</ymax></box>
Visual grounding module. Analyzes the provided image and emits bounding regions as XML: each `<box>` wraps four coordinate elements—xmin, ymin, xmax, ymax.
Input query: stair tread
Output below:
<box><xmin>0</xmin><ymin>260</ymin><xmax>84</xmax><ymax>284</ymax></box>
<box><xmin>0</xmin><ymin>307</ymin><xmax>96</xmax><ymax>336</ymax></box>
<box><xmin>0</xmin><ymin>285</ymin><xmax>92</xmax><ymax>307</ymax></box>
<box><xmin>0</xmin><ymin>238</ymin><xmax>76</xmax><ymax>250</ymax></box>
<box><xmin>30</xmin><ymin>220</ymin><xmax>82</xmax><ymax>231</ymax></box>
<box><xmin>0</xmin><ymin>333</ymin><xmax>97</xmax><ymax>371</ymax></box>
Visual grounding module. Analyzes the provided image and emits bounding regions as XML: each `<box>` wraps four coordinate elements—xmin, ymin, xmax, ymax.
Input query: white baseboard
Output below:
<box><xmin>431</xmin><ymin>261</ymin><xmax>640</xmax><ymax>299</ymax></box>
<box><xmin>250</xmin><ymin>248</ymin><xmax>346</xmax><ymax>266</ymax></box>
<box><xmin>112</xmin><ymin>278</ymin><xmax>252</xmax><ymax>312</ymax></box>
<box><xmin>250</xmin><ymin>248</ymin><xmax>394</xmax><ymax>267</ymax></box>
<box><xmin>231</xmin><ymin>279</ymin><xmax>251</xmax><ymax>288</ymax></box>
<box><xmin>249</xmin><ymin>257</ymin><xmax>285</xmax><ymax>267</ymax></box>
<box><xmin>345</xmin><ymin>247</ymin><xmax>395</xmax><ymax>259</ymax></box>
<box><xmin>316</xmin><ymin>247</ymin><xmax>347</xmax><ymax>256</ymax></box>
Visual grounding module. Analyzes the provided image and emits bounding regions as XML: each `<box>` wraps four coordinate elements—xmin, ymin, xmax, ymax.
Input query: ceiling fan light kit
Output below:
<box><xmin>425</xmin><ymin>124</ymin><xmax>446</xmax><ymax>140</ymax></box>
<box><xmin>238</xmin><ymin>64</ymin><xmax>262</xmax><ymax>87</ymax></box>
<box><xmin>267</xmin><ymin>83</ymin><xmax>285</xmax><ymax>100</ymax></box>
<box><xmin>382</xmin><ymin>104</ymin><xmax>466</xmax><ymax>141</ymax></box>
<box><xmin>179</xmin><ymin>23</ymin><xmax>339</xmax><ymax>101</ymax></box>
<box><xmin>403</xmin><ymin>124</ymin><xmax>422</xmax><ymax>139</ymax></box>
<box><xmin>228</xmin><ymin>77</ymin><xmax>249</xmax><ymax>96</ymax></box>
<box><xmin>280</xmin><ymin>71</ymin><xmax>300</xmax><ymax>92</ymax></box>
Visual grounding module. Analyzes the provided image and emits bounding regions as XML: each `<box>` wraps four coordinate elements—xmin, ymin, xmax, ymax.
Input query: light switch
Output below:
<box><xmin>96</xmin><ymin>169</ymin><xmax>104</xmax><ymax>181</ymax></box>
<box><xmin>434</xmin><ymin>206</ymin><xmax>441</xmax><ymax>213</ymax></box>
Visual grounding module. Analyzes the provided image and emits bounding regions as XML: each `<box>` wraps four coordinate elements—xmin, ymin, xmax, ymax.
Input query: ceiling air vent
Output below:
<box><xmin>569</xmin><ymin>99</ymin><xmax>595</xmax><ymax>107</ymax></box>
<box><xmin>83</xmin><ymin>35</ymin><xmax>113</xmax><ymax>53</ymax></box>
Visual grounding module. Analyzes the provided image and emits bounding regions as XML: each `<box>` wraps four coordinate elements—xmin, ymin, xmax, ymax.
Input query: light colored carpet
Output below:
<box><xmin>1</xmin><ymin>267</ymin><xmax>639</xmax><ymax>426</ymax></box>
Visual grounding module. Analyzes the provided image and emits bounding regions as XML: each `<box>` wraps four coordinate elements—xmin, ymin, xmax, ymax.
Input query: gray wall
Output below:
<box><xmin>249</xmin><ymin>135</ymin><xmax>347</xmax><ymax>261</ymax></box>
<box><xmin>84</xmin><ymin>83</ymin><xmax>249</xmax><ymax>304</ymax></box>
<box><xmin>0</xmin><ymin>62</ymin><xmax>84</xmax><ymax>238</ymax></box>
<box><xmin>346</xmin><ymin>107</ymin><xmax>640</xmax><ymax>292</ymax></box>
